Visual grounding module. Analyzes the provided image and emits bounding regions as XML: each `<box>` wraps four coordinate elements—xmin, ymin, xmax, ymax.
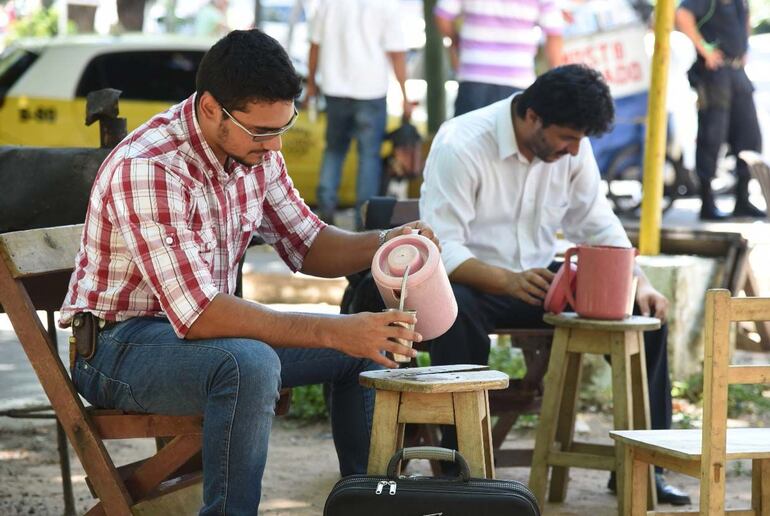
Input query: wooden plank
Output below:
<box><xmin>398</xmin><ymin>392</ymin><xmax>454</xmax><ymax>424</ymax></box>
<box><xmin>564</xmin><ymin>330</ymin><xmax>612</xmax><ymax>354</ymax></box>
<box><xmin>130</xmin><ymin>473</ymin><xmax>202</xmax><ymax>516</ymax></box>
<box><xmin>529</xmin><ymin>328</ymin><xmax>570</xmax><ymax>506</ymax></box>
<box><xmin>454</xmin><ymin>390</ymin><xmax>490</xmax><ymax>478</ymax></box>
<box><xmin>543</xmin><ymin>312</ymin><xmax>661</xmax><ymax>332</ymax></box>
<box><xmin>547</xmin><ymin>451</ymin><xmax>615</xmax><ymax>470</ymax></box>
<box><xmin>91</xmin><ymin>413</ymin><xmax>203</xmax><ymax>439</ymax></box>
<box><xmin>701</xmin><ymin>290</ymin><xmax>731</xmax><ymax>515</ymax></box>
<box><xmin>571</xmin><ymin>442</ymin><xmax>615</xmax><ymax>457</ymax></box>
<box><xmin>731</xmin><ymin>297</ymin><xmax>770</xmax><ymax>322</ymax></box>
<box><xmin>482</xmin><ymin>390</ymin><xmax>494</xmax><ymax>479</ymax></box>
<box><xmin>0</xmin><ymin>260</ymin><xmax>132</xmax><ymax>515</ymax></box>
<box><xmin>124</xmin><ymin>435</ymin><xmax>202</xmax><ymax>502</ymax></box>
<box><xmin>728</xmin><ymin>366</ymin><xmax>770</xmax><ymax>385</ymax></box>
<box><xmin>359</xmin><ymin>367</ymin><xmax>508</xmax><ymax>394</ymax></box>
<box><xmin>548</xmin><ymin>350</ymin><xmax>582</xmax><ymax>502</ymax></box>
<box><xmin>0</xmin><ymin>225</ymin><xmax>83</xmax><ymax>278</ymax></box>
<box><xmin>367</xmin><ymin>390</ymin><xmax>402</xmax><ymax>475</ymax></box>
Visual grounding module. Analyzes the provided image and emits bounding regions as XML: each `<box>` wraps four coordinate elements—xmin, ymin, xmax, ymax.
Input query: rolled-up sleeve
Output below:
<box><xmin>561</xmin><ymin>140</ymin><xmax>631</xmax><ymax>248</ymax></box>
<box><xmin>419</xmin><ymin>136</ymin><xmax>478</xmax><ymax>275</ymax></box>
<box><xmin>106</xmin><ymin>159</ymin><xmax>219</xmax><ymax>337</ymax></box>
<box><xmin>258</xmin><ymin>153</ymin><xmax>326</xmax><ymax>272</ymax></box>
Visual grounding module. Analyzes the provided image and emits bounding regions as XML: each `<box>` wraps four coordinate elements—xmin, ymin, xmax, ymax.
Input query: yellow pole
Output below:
<box><xmin>639</xmin><ymin>0</ymin><xmax>675</xmax><ymax>256</ymax></box>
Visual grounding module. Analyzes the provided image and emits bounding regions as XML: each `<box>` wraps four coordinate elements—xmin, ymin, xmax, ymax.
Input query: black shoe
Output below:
<box><xmin>732</xmin><ymin>200</ymin><xmax>767</xmax><ymax>218</ymax></box>
<box><xmin>700</xmin><ymin>203</ymin><xmax>730</xmax><ymax>221</ymax></box>
<box><xmin>655</xmin><ymin>473</ymin><xmax>691</xmax><ymax>506</ymax></box>
<box><xmin>607</xmin><ymin>472</ymin><xmax>691</xmax><ymax>506</ymax></box>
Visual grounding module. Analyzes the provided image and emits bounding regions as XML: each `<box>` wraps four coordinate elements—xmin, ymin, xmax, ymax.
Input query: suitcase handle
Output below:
<box><xmin>386</xmin><ymin>446</ymin><xmax>471</xmax><ymax>481</ymax></box>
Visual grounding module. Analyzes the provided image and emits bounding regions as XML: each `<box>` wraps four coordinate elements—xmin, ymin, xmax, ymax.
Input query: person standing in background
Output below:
<box><xmin>195</xmin><ymin>0</ymin><xmax>230</xmax><ymax>37</ymax></box>
<box><xmin>434</xmin><ymin>0</ymin><xmax>565</xmax><ymax>117</ymax></box>
<box><xmin>306</xmin><ymin>0</ymin><xmax>413</xmax><ymax>228</ymax></box>
<box><xmin>675</xmin><ymin>0</ymin><xmax>765</xmax><ymax>220</ymax></box>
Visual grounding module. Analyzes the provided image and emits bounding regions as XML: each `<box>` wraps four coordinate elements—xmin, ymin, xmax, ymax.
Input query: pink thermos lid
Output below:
<box><xmin>371</xmin><ymin>233</ymin><xmax>457</xmax><ymax>340</ymax></box>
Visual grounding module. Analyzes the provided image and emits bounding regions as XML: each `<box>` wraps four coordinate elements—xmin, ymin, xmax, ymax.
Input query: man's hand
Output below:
<box><xmin>504</xmin><ymin>268</ymin><xmax>555</xmax><ymax>306</ymax></box>
<box><xmin>385</xmin><ymin>220</ymin><xmax>440</xmax><ymax>250</ymax></box>
<box><xmin>325</xmin><ymin>311</ymin><xmax>421</xmax><ymax>368</ymax></box>
<box><xmin>703</xmin><ymin>46</ymin><xmax>724</xmax><ymax>70</ymax></box>
<box><xmin>636</xmin><ymin>281</ymin><xmax>669</xmax><ymax>322</ymax></box>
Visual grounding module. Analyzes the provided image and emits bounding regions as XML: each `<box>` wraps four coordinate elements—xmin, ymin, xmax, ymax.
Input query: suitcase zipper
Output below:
<box><xmin>374</xmin><ymin>480</ymin><xmax>398</xmax><ymax>495</ymax></box>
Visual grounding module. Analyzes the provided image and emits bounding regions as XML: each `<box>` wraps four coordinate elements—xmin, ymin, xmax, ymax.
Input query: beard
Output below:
<box><xmin>229</xmin><ymin>151</ymin><xmax>267</xmax><ymax>168</ymax></box>
<box><xmin>529</xmin><ymin>128</ymin><xmax>568</xmax><ymax>163</ymax></box>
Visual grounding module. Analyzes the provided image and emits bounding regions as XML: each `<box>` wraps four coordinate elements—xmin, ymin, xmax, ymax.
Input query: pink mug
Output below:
<box><xmin>563</xmin><ymin>245</ymin><xmax>638</xmax><ymax>320</ymax></box>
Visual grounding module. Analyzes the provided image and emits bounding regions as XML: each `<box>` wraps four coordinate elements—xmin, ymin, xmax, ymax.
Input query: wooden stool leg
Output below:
<box><xmin>482</xmin><ymin>390</ymin><xmax>494</xmax><ymax>478</ymax></box>
<box><xmin>548</xmin><ymin>350</ymin><xmax>583</xmax><ymax>502</ymax></box>
<box><xmin>622</xmin><ymin>445</ymin><xmax>649</xmax><ymax>516</ymax></box>
<box><xmin>367</xmin><ymin>390</ymin><xmax>402</xmax><ymax>475</ymax></box>
<box><xmin>529</xmin><ymin>328</ymin><xmax>571</xmax><ymax>506</ymax></box>
<box><xmin>752</xmin><ymin>459</ymin><xmax>770</xmax><ymax>516</ymax></box>
<box><xmin>628</xmin><ymin>331</ymin><xmax>656</xmax><ymax>510</ymax></box>
<box><xmin>610</xmin><ymin>333</ymin><xmax>634</xmax><ymax>515</ymax></box>
<box><xmin>454</xmin><ymin>390</ymin><xmax>489</xmax><ymax>478</ymax></box>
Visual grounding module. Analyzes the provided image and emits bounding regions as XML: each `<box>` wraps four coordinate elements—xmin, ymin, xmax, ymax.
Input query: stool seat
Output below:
<box><xmin>364</xmin><ymin>365</ymin><xmax>509</xmax><ymax>478</ymax></box>
<box><xmin>543</xmin><ymin>312</ymin><xmax>661</xmax><ymax>332</ymax></box>
<box><xmin>360</xmin><ymin>364</ymin><xmax>509</xmax><ymax>393</ymax></box>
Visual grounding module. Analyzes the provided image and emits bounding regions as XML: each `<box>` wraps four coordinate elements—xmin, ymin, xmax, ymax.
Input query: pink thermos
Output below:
<box><xmin>371</xmin><ymin>233</ymin><xmax>458</xmax><ymax>340</ymax></box>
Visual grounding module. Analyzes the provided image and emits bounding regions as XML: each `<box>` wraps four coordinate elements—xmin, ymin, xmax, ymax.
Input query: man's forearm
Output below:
<box><xmin>388</xmin><ymin>51</ymin><xmax>409</xmax><ymax>102</ymax></box>
<box><xmin>675</xmin><ymin>8</ymin><xmax>708</xmax><ymax>56</ymax></box>
<box><xmin>307</xmin><ymin>43</ymin><xmax>319</xmax><ymax>91</ymax></box>
<box><xmin>300</xmin><ymin>225</ymin><xmax>381</xmax><ymax>277</ymax></box>
<box><xmin>187</xmin><ymin>293</ymin><xmax>332</xmax><ymax>346</ymax></box>
<box><xmin>449</xmin><ymin>258</ymin><xmax>512</xmax><ymax>296</ymax></box>
<box><xmin>544</xmin><ymin>35</ymin><xmax>564</xmax><ymax>68</ymax></box>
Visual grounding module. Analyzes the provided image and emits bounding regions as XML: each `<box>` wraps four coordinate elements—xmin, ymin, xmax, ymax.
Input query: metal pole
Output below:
<box><xmin>423</xmin><ymin>0</ymin><xmax>445</xmax><ymax>135</ymax></box>
<box><xmin>638</xmin><ymin>0</ymin><xmax>674</xmax><ymax>256</ymax></box>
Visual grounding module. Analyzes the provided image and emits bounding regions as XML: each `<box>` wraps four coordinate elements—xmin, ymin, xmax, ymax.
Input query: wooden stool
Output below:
<box><xmin>528</xmin><ymin>313</ymin><xmax>661</xmax><ymax>511</ymax></box>
<box><xmin>360</xmin><ymin>364</ymin><xmax>509</xmax><ymax>478</ymax></box>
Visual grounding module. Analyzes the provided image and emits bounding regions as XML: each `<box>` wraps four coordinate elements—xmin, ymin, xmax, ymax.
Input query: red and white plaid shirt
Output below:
<box><xmin>60</xmin><ymin>94</ymin><xmax>325</xmax><ymax>337</ymax></box>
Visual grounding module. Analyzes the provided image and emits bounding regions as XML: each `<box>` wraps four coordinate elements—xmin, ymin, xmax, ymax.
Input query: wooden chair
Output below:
<box><xmin>0</xmin><ymin>225</ymin><xmax>292</xmax><ymax>514</ymax></box>
<box><xmin>359</xmin><ymin>197</ymin><xmax>554</xmax><ymax>468</ymax></box>
<box><xmin>611</xmin><ymin>289</ymin><xmax>770</xmax><ymax>515</ymax></box>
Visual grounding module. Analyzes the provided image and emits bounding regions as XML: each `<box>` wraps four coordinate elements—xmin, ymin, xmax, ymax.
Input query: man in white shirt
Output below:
<box><xmin>420</xmin><ymin>64</ymin><xmax>690</xmax><ymax>505</ymax></box>
<box><xmin>306</xmin><ymin>0</ymin><xmax>412</xmax><ymax>227</ymax></box>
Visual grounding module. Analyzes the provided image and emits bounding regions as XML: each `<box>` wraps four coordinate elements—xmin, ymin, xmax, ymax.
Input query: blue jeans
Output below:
<box><xmin>317</xmin><ymin>96</ymin><xmax>387</xmax><ymax>227</ymax></box>
<box><xmin>72</xmin><ymin>317</ymin><xmax>378</xmax><ymax>515</ymax></box>
<box><xmin>454</xmin><ymin>81</ymin><xmax>521</xmax><ymax>117</ymax></box>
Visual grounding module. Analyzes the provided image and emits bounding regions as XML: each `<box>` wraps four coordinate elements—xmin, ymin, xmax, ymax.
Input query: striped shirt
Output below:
<box><xmin>435</xmin><ymin>0</ymin><xmax>564</xmax><ymax>88</ymax></box>
<box><xmin>60</xmin><ymin>94</ymin><xmax>325</xmax><ymax>337</ymax></box>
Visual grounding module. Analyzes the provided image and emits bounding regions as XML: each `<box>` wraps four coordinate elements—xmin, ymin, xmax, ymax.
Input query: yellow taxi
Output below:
<box><xmin>0</xmin><ymin>34</ymin><xmax>358</xmax><ymax>207</ymax></box>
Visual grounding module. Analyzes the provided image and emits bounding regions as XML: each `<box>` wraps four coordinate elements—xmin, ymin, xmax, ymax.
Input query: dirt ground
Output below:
<box><xmin>0</xmin><ymin>412</ymin><xmax>754</xmax><ymax>515</ymax></box>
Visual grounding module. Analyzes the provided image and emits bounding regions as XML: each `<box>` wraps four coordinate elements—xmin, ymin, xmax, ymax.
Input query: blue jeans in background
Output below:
<box><xmin>317</xmin><ymin>96</ymin><xmax>387</xmax><ymax>228</ymax></box>
<box><xmin>454</xmin><ymin>81</ymin><xmax>522</xmax><ymax>117</ymax></box>
<box><xmin>72</xmin><ymin>316</ymin><xmax>378</xmax><ymax>515</ymax></box>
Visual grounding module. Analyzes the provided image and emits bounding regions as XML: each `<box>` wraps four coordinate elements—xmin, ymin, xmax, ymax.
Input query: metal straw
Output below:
<box><xmin>398</xmin><ymin>264</ymin><xmax>410</xmax><ymax>312</ymax></box>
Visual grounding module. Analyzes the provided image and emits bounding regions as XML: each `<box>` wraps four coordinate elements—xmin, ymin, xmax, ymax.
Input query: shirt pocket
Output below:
<box><xmin>194</xmin><ymin>222</ymin><xmax>217</xmax><ymax>267</ymax></box>
<box><xmin>236</xmin><ymin>212</ymin><xmax>259</xmax><ymax>262</ymax></box>
<box><xmin>539</xmin><ymin>200</ymin><xmax>569</xmax><ymax>234</ymax></box>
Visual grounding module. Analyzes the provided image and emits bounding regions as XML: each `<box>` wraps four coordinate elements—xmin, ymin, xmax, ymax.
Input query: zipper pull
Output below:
<box><xmin>388</xmin><ymin>481</ymin><xmax>397</xmax><ymax>495</ymax></box>
<box><xmin>375</xmin><ymin>481</ymin><xmax>386</xmax><ymax>494</ymax></box>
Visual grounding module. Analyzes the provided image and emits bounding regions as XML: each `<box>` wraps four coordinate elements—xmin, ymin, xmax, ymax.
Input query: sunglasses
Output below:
<box><xmin>221</xmin><ymin>104</ymin><xmax>298</xmax><ymax>142</ymax></box>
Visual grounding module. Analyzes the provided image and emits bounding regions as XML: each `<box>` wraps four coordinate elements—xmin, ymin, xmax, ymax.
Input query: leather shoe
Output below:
<box><xmin>655</xmin><ymin>473</ymin><xmax>691</xmax><ymax>506</ymax></box>
<box><xmin>700</xmin><ymin>203</ymin><xmax>730</xmax><ymax>221</ymax></box>
<box><xmin>732</xmin><ymin>200</ymin><xmax>767</xmax><ymax>218</ymax></box>
<box><xmin>607</xmin><ymin>472</ymin><xmax>691</xmax><ymax>506</ymax></box>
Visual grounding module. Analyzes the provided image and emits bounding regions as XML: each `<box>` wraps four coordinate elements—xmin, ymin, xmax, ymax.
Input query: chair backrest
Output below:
<box><xmin>700</xmin><ymin>289</ymin><xmax>770</xmax><ymax>492</ymax></box>
<box><xmin>739</xmin><ymin>150</ymin><xmax>770</xmax><ymax>218</ymax></box>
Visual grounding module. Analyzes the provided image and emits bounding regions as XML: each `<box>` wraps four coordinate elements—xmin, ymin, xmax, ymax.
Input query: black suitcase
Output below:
<box><xmin>324</xmin><ymin>447</ymin><xmax>540</xmax><ymax>516</ymax></box>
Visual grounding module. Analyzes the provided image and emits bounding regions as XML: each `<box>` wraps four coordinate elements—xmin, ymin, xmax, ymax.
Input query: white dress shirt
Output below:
<box><xmin>309</xmin><ymin>0</ymin><xmax>407</xmax><ymax>99</ymax></box>
<box><xmin>419</xmin><ymin>96</ymin><xmax>631</xmax><ymax>275</ymax></box>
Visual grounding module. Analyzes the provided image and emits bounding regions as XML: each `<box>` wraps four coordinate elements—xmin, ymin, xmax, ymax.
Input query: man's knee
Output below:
<box><xmin>212</xmin><ymin>340</ymin><xmax>282</xmax><ymax>403</ymax></box>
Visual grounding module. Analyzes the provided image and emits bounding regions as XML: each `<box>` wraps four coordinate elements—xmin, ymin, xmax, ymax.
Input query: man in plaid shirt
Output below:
<box><xmin>60</xmin><ymin>30</ymin><xmax>436</xmax><ymax>515</ymax></box>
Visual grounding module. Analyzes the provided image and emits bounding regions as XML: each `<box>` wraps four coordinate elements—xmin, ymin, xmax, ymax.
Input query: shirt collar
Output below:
<box><xmin>495</xmin><ymin>94</ymin><xmax>528</xmax><ymax>163</ymax></box>
<box><xmin>182</xmin><ymin>93</ymin><xmax>247</xmax><ymax>184</ymax></box>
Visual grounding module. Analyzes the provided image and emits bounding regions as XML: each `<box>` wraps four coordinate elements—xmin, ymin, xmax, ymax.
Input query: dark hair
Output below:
<box><xmin>515</xmin><ymin>64</ymin><xmax>614</xmax><ymax>136</ymax></box>
<box><xmin>196</xmin><ymin>29</ymin><xmax>302</xmax><ymax>111</ymax></box>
